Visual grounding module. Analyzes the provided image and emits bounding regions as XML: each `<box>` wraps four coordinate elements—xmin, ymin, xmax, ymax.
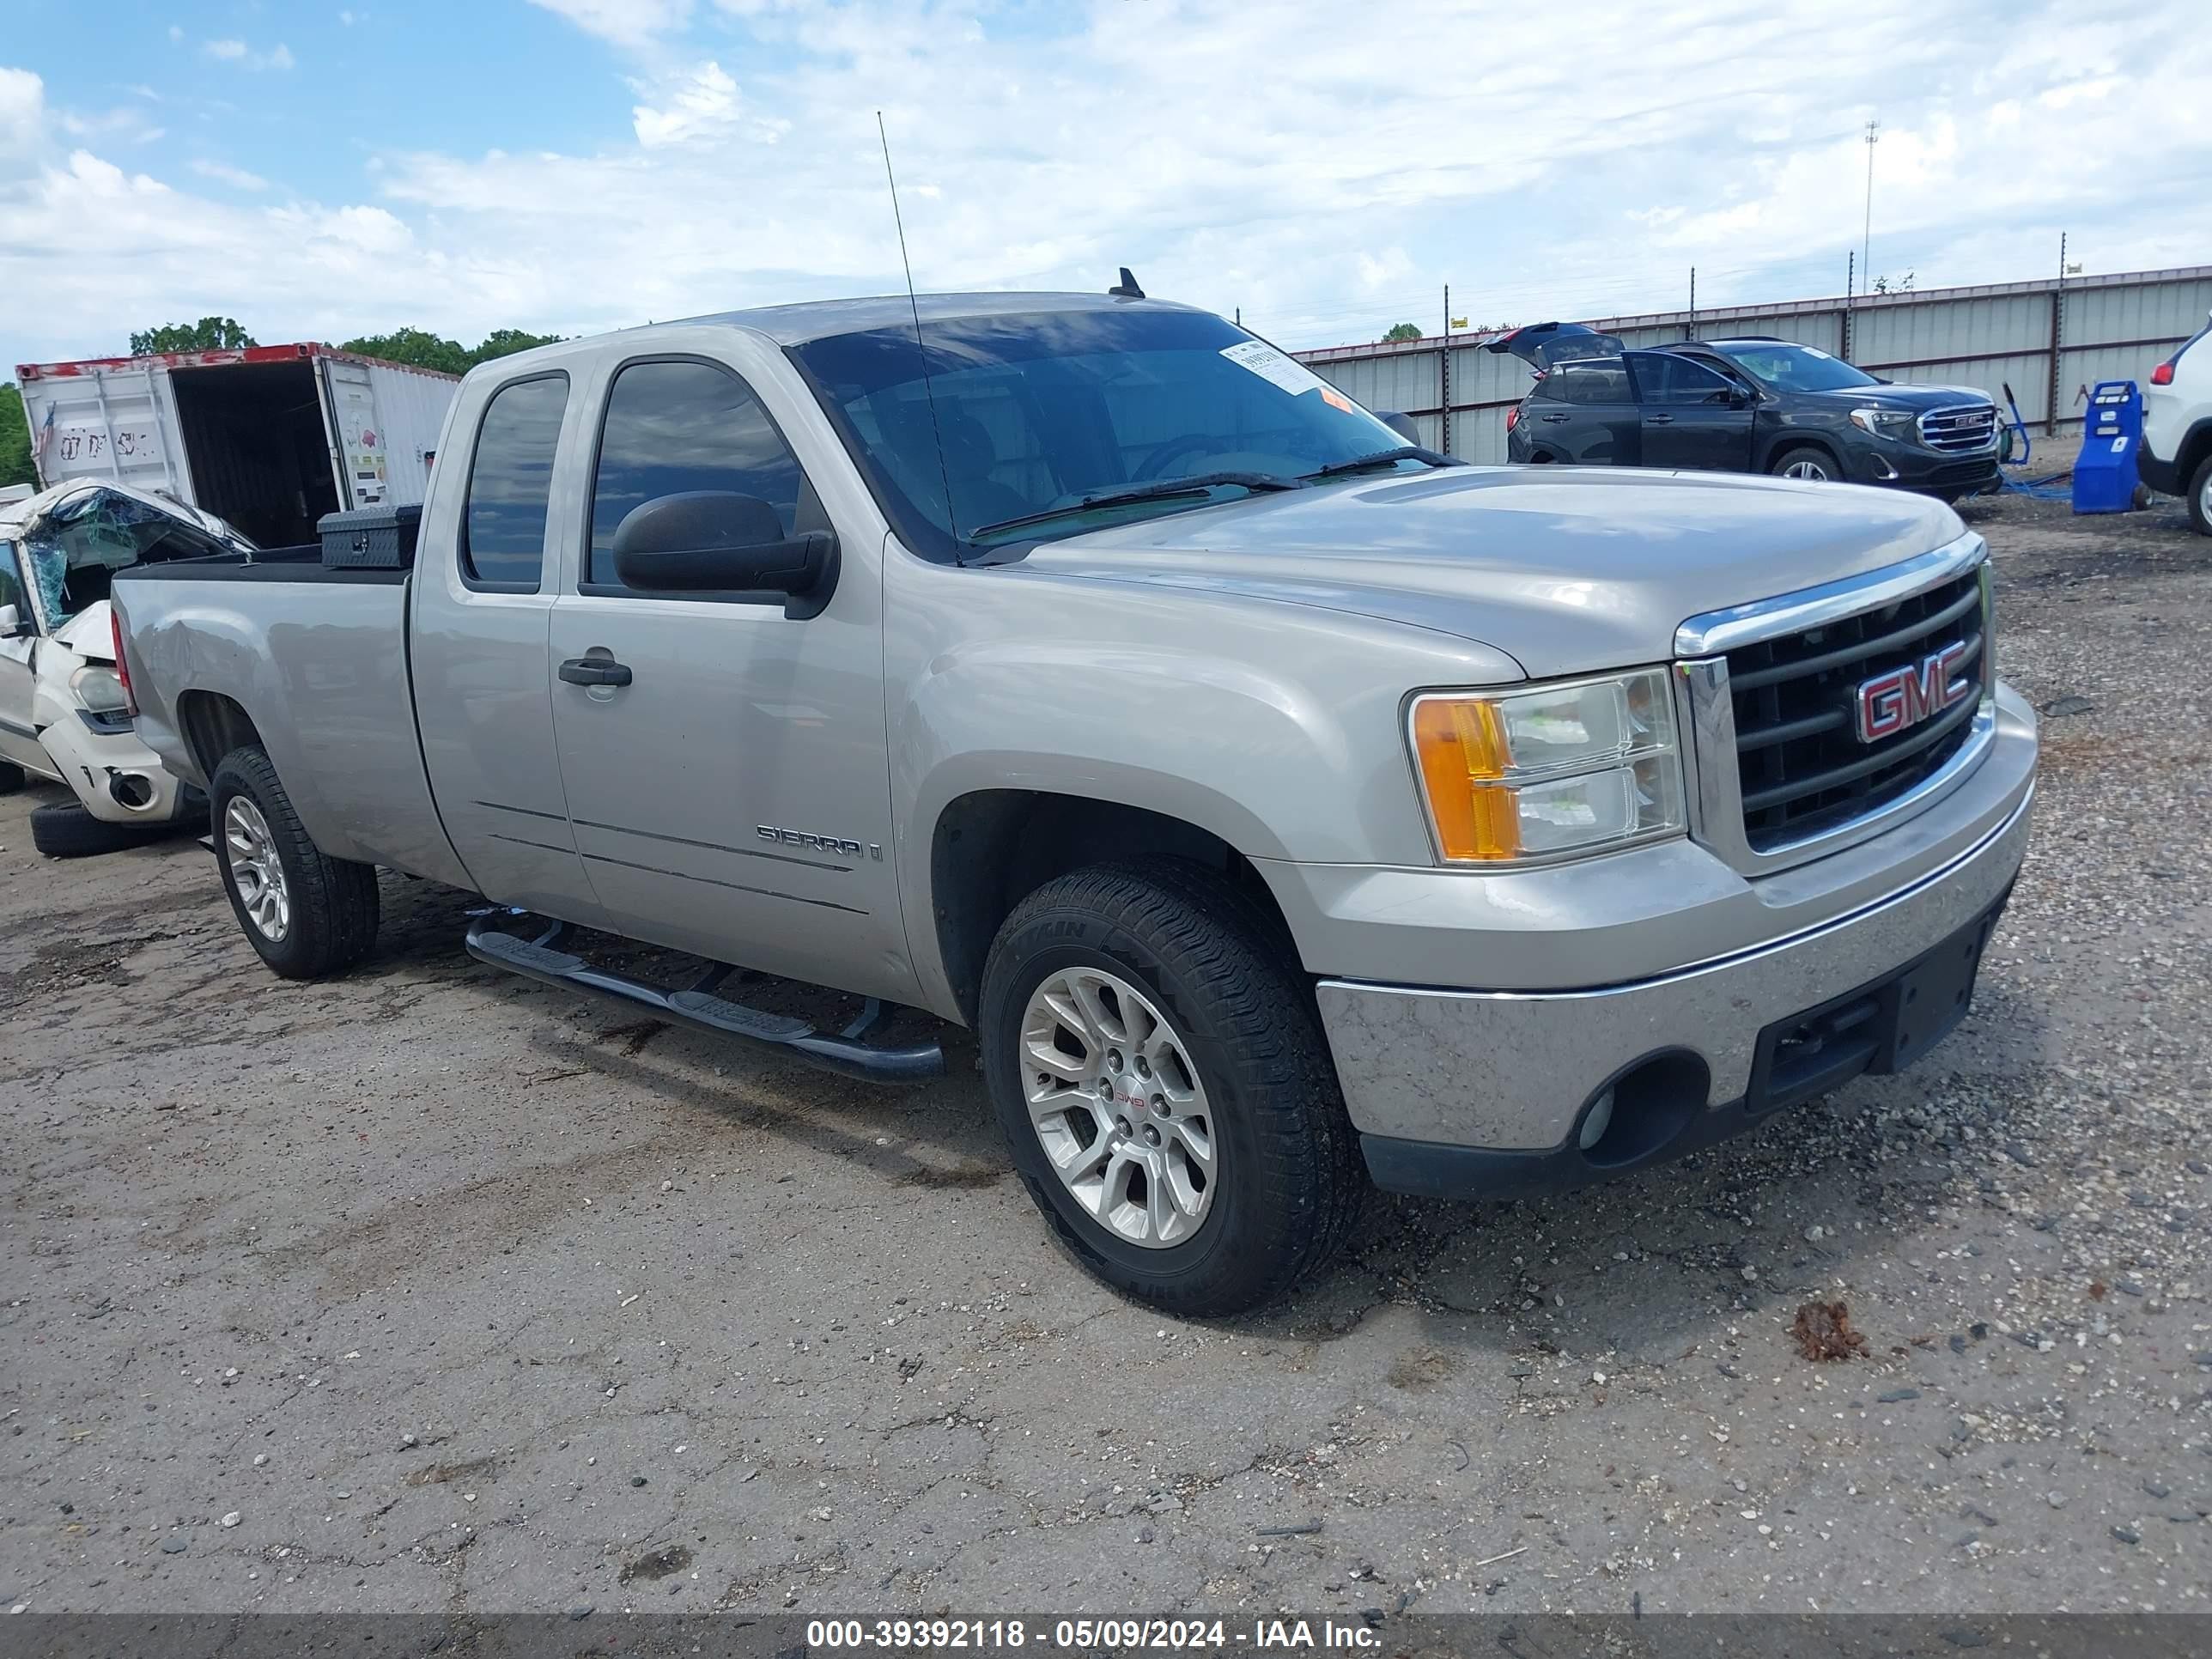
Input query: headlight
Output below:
<box><xmin>70</xmin><ymin>665</ymin><xmax>130</xmax><ymax>714</ymax></box>
<box><xmin>1409</xmin><ymin>669</ymin><xmax>1686</xmax><ymax>864</ymax></box>
<box><xmin>1849</xmin><ymin>406</ymin><xmax>1917</xmax><ymax>440</ymax></box>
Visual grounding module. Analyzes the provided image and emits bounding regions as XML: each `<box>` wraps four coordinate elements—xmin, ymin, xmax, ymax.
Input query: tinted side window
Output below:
<box><xmin>1538</xmin><ymin>362</ymin><xmax>1632</xmax><ymax>406</ymax></box>
<box><xmin>462</xmin><ymin>374</ymin><xmax>568</xmax><ymax>589</ymax></box>
<box><xmin>588</xmin><ymin>360</ymin><xmax>805</xmax><ymax>588</ymax></box>
<box><xmin>1633</xmin><ymin>354</ymin><xmax>1741</xmax><ymax>405</ymax></box>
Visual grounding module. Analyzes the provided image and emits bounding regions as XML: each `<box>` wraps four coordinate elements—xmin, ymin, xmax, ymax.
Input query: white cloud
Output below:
<box><xmin>529</xmin><ymin>0</ymin><xmax>692</xmax><ymax>47</ymax></box>
<box><xmin>167</xmin><ymin>24</ymin><xmax>184</xmax><ymax>44</ymax></box>
<box><xmin>202</xmin><ymin>38</ymin><xmax>295</xmax><ymax>70</ymax></box>
<box><xmin>191</xmin><ymin>158</ymin><xmax>270</xmax><ymax>191</ymax></box>
<box><xmin>632</xmin><ymin>61</ymin><xmax>740</xmax><ymax>149</ymax></box>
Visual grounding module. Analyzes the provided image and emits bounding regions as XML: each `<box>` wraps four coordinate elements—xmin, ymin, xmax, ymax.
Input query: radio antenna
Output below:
<box><xmin>878</xmin><ymin>111</ymin><xmax>960</xmax><ymax>550</ymax></box>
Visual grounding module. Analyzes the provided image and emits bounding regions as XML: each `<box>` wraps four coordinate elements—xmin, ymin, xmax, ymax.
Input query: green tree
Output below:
<box><xmin>0</xmin><ymin>382</ymin><xmax>33</xmax><ymax>489</ymax></box>
<box><xmin>339</xmin><ymin>327</ymin><xmax>472</xmax><ymax>375</ymax></box>
<box><xmin>340</xmin><ymin>326</ymin><xmax>565</xmax><ymax>374</ymax></box>
<box><xmin>1382</xmin><ymin>322</ymin><xmax>1424</xmax><ymax>343</ymax></box>
<box><xmin>129</xmin><ymin>317</ymin><xmax>257</xmax><ymax>356</ymax></box>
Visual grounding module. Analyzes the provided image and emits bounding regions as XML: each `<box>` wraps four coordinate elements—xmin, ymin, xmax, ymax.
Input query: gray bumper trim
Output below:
<box><xmin>1316</xmin><ymin>783</ymin><xmax>2033</xmax><ymax>1151</ymax></box>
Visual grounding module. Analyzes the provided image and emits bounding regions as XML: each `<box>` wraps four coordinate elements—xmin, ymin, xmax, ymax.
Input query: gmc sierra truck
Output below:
<box><xmin>112</xmin><ymin>291</ymin><xmax>2038</xmax><ymax>1315</ymax></box>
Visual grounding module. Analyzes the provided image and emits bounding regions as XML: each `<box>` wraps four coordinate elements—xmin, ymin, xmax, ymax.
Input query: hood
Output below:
<box><xmin>1796</xmin><ymin>381</ymin><xmax>1994</xmax><ymax>413</ymax></box>
<box><xmin>51</xmin><ymin>599</ymin><xmax>114</xmax><ymax>660</ymax></box>
<box><xmin>1022</xmin><ymin>466</ymin><xmax>1964</xmax><ymax>679</ymax></box>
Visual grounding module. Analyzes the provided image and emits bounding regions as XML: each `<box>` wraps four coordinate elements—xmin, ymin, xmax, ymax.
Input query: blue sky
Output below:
<box><xmin>5</xmin><ymin>0</ymin><xmax>2204</xmax><ymax>376</ymax></box>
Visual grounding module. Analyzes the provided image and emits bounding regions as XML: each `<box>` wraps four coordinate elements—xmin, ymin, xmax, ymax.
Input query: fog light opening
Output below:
<box><xmin>107</xmin><ymin>771</ymin><xmax>155</xmax><ymax>811</ymax></box>
<box><xmin>1577</xmin><ymin>1051</ymin><xmax>1710</xmax><ymax>1170</ymax></box>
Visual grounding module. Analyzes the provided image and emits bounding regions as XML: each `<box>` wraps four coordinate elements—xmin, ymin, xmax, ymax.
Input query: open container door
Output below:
<box><xmin>18</xmin><ymin>361</ymin><xmax>191</xmax><ymax>500</ymax></box>
<box><xmin>317</xmin><ymin>355</ymin><xmax>396</xmax><ymax>509</ymax></box>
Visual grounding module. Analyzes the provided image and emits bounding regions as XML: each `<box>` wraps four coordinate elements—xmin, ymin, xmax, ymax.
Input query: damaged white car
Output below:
<box><xmin>1</xmin><ymin>480</ymin><xmax>253</xmax><ymax>856</ymax></box>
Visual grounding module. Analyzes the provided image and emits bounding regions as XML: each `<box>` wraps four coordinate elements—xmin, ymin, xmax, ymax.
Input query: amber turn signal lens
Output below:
<box><xmin>1412</xmin><ymin>699</ymin><xmax>1520</xmax><ymax>859</ymax></box>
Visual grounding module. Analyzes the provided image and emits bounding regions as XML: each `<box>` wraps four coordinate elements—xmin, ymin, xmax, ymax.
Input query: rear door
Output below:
<box><xmin>1628</xmin><ymin>352</ymin><xmax>1755</xmax><ymax>471</ymax></box>
<box><xmin>1524</xmin><ymin>360</ymin><xmax>1642</xmax><ymax>465</ymax></box>
<box><xmin>545</xmin><ymin>345</ymin><xmax>915</xmax><ymax>1002</ymax></box>
<box><xmin>19</xmin><ymin>362</ymin><xmax>190</xmax><ymax>498</ymax></box>
<box><xmin>410</xmin><ymin>367</ymin><xmax>603</xmax><ymax>921</ymax></box>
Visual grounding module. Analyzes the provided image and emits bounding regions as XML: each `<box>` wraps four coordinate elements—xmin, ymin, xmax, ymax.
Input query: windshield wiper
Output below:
<box><xmin>968</xmin><ymin>471</ymin><xmax>1305</xmax><ymax>540</ymax></box>
<box><xmin>1300</xmin><ymin>445</ymin><xmax>1459</xmax><ymax>482</ymax></box>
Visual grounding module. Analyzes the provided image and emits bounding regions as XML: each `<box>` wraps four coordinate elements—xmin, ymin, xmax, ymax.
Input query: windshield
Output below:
<box><xmin>19</xmin><ymin>488</ymin><xmax>246</xmax><ymax>628</ymax></box>
<box><xmin>1720</xmin><ymin>343</ymin><xmax>1880</xmax><ymax>393</ymax></box>
<box><xmin>788</xmin><ymin>307</ymin><xmax>1405</xmax><ymax>558</ymax></box>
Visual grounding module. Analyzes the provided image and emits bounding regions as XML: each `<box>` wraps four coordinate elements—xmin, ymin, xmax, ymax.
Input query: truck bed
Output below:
<box><xmin>112</xmin><ymin>560</ymin><xmax>470</xmax><ymax>886</ymax></box>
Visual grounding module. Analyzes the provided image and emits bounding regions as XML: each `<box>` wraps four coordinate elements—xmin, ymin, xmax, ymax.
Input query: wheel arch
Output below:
<box><xmin>2172</xmin><ymin>416</ymin><xmax>2212</xmax><ymax>490</ymax></box>
<box><xmin>1761</xmin><ymin>433</ymin><xmax>1848</xmax><ymax>475</ymax></box>
<box><xmin>926</xmin><ymin>790</ymin><xmax>1296</xmax><ymax>1028</ymax></box>
<box><xmin>176</xmin><ymin>690</ymin><xmax>266</xmax><ymax>783</ymax></box>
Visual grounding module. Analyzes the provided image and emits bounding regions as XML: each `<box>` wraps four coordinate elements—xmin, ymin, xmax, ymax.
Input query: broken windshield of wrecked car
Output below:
<box><xmin>789</xmin><ymin>308</ymin><xmax>1413</xmax><ymax>559</ymax></box>
<box><xmin>16</xmin><ymin>487</ymin><xmax>244</xmax><ymax>625</ymax></box>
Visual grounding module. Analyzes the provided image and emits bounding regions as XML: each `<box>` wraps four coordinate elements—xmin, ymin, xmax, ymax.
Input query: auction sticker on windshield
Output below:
<box><xmin>1220</xmin><ymin>339</ymin><xmax>1327</xmax><ymax>396</ymax></box>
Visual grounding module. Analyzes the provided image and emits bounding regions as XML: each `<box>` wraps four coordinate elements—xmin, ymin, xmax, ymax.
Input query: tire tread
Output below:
<box><xmin>210</xmin><ymin>746</ymin><xmax>380</xmax><ymax>979</ymax></box>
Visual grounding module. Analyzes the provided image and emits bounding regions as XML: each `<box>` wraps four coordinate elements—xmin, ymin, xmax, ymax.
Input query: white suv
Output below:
<box><xmin>2141</xmin><ymin>310</ymin><xmax>2212</xmax><ymax>535</ymax></box>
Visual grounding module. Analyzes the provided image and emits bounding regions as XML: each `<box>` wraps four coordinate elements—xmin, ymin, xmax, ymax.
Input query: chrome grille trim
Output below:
<box><xmin>1919</xmin><ymin>403</ymin><xmax>1999</xmax><ymax>453</ymax></box>
<box><xmin>1675</xmin><ymin>536</ymin><xmax>1996</xmax><ymax>876</ymax></box>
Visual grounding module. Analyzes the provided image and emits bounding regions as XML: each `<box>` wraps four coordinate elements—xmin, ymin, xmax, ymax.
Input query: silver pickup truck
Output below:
<box><xmin>113</xmin><ymin>291</ymin><xmax>2038</xmax><ymax>1314</ymax></box>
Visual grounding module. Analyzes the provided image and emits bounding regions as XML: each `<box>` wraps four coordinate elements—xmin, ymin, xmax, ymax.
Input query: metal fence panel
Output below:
<box><xmin>1297</xmin><ymin>264</ymin><xmax>2210</xmax><ymax>436</ymax></box>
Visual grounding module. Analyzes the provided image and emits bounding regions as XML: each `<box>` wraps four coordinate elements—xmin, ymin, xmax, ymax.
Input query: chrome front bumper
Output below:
<box><xmin>1316</xmin><ymin>773</ymin><xmax>2033</xmax><ymax>1164</ymax></box>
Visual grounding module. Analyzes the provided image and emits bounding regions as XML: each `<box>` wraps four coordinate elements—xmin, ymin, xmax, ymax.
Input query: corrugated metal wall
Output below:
<box><xmin>1297</xmin><ymin>265</ymin><xmax>2212</xmax><ymax>465</ymax></box>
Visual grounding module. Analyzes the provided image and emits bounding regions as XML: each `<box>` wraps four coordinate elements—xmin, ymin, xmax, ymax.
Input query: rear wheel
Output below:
<box><xmin>979</xmin><ymin>859</ymin><xmax>1363</xmax><ymax>1316</ymax></box>
<box><xmin>30</xmin><ymin>800</ymin><xmax>172</xmax><ymax>859</ymax></box>
<box><xmin>210</xmin><ymin>746</ymin><xmax>380</xmax><ymax>979</ymax></box>
<box><xmin>2188</xmin><ymin>454</ymin><xmax>2212</xmax><ymax>537</ymax></box>
<box><xmin>1771</xmin><ymin>445</ymin><xmax>1839</xmax><ymax>483</ymax></box>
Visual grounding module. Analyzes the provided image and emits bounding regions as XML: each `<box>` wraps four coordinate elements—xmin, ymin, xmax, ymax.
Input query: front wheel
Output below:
<box><xmin>979</xmin><ymin>860</ymin><xmax>1363</xmax><ymax>1316</ymax></box>
<box><xmin>210</xmin><ymin>746</ymin><xmax>380</xmax><ymax>979</ymax></box>
<box><xmin>1771</xmin><ymin>445</ymin><xmax>1840</xmax><ymax>483</ymax></box>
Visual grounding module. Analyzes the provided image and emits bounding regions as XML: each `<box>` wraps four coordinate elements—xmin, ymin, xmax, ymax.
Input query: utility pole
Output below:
<box><xmin>1844</xmin><ymin>250</ymin><xmax>1856</xmax><ymax>361</ymax></box>
<box><xmin>1687</xmin><ymin>267</ymin><xmax>1697</xmax><ymax>338</ymax></box>
<box><xmin>1862</xmin><ymin>118</ymin><xmax>1881</xmax><ymax>287</ymax></box>
<box><xmin>1440</xmin><ymin>284</ymin><xmax>1451</xmax><ymax>456</ymax></box>
<box><xmin>2046</xmin><ymin>232</ymin><xmax>2067</xmax><ymax>437</ymax></box>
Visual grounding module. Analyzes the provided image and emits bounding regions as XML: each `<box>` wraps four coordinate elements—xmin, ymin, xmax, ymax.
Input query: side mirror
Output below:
<box><xmin>1377</xmin><ymin>411</ymin><xmax>1423</xmax><ymax>446</ymax></box>
<box><xmin>1725</xmin><ymin>387</ymin><xmax>1753</xmax><ymax>408</ymax></box>
<box><xmin>0</xmin><ymin>603</ymin><xmax>27</xmax><ymax>639</ymax></box>
<box><xmin>611</xmin><ymin>491</ymin><xmax>838</xmax><ymax>618</ymax></box>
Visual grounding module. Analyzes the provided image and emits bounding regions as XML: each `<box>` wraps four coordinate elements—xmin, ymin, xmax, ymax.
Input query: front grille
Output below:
<box><xmin>1726</xmin><ymin>570</ymin><xmax>1984</xmax><ymax>850</ymax></box>
<box><xmin>1918</xmin><ymin>404</ymin><xmax>1997</xmax><ymax>453</ymax></box>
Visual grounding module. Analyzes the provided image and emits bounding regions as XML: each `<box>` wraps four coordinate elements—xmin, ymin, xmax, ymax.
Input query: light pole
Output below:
<box><xmin>1862</xmin><ymin>118</ymin><xmax>1881</xmax><ymax>286</ymax></box>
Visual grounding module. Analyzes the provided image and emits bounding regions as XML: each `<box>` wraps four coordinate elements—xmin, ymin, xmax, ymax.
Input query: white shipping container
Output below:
<box><xmin>14</xmin><ymin>343</ymin><xmax>460</xmax><ymax>548</ymax></box>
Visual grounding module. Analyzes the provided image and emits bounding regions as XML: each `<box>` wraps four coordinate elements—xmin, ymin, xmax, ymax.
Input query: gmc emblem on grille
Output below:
<box><xmin>1853</xmin><ymin>641</ymin><xmax>1972</xmax><ymax>744</ymax></box>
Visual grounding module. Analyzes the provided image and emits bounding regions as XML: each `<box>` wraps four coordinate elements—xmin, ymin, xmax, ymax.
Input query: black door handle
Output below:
<box><xmin>1540</xmin><ymin>412</ymin><xmax>1571</xmax><ymax>423</ymax></box>
<box><xmin>559</xmin><ymin>657</ymin><xmax>633</xmax><ymax>688</ymax></box>
<box><xmin>1647</xmin><ymin>414</ymin><xmax>1675</xmax><ymax>424</ymax></box>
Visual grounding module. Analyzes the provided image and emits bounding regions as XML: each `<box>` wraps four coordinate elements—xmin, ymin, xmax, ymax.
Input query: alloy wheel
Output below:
<box><xmin>224</xmin><ymin>797</ymin><xmax>291</xmax><ymax>942</ymax></box>
<box><xmin>1018</xmin><ymin>967</ymin><xmax>1217</xmax><ymax>1248</ymax></box>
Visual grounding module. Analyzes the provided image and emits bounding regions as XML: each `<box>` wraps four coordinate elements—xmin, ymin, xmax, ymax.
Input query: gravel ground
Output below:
<box><xmin>2</xmin><ymin>482</ymin><xmax>2209</xmax><ymax>1620</ymax></box>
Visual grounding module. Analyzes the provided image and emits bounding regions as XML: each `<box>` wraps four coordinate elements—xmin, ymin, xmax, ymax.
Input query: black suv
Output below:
<box><xmin>1496</xmin><ymin>325</ymin><xmax>2002</xmax><ymax>502</ymax></box>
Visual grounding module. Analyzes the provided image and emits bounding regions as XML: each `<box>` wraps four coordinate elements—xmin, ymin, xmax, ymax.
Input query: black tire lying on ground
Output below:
<box><xmin>29</xmin><ymin>800</ymin><xmax>177</xmax><ymax>859</ymax></box>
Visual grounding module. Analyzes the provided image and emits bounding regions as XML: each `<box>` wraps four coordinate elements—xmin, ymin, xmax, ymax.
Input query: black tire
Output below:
<box><xmin>0</xmin><ymin>760</ymin><xmax>23</xmax><ymax>794</ymax></box>
<box><xmin>1770</xmin><ymin>444</ymin><xmax>1840</xmax><ymax>483</ymax></box>
<box><xmin>979</xmin><ymin>859</ymin><xmax>1364</xmax><ymax>1316</ymax></box>
<box><xmin>209</xmin><ymin>745</ymin><xmax>380</xmax><ymax>979</ymax></box>
<box><xmin>2187</xmin><ymin>453</ymin><xmax>2212</xmax><ymax>538</ymax></box>
<box><xmin>30</xmin><ymin>800</ymin><xmax>171</xmax><ymax>859</ymax></box>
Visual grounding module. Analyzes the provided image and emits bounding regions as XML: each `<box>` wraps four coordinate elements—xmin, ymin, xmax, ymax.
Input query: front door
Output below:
<box><xmin>1629</xmin><ymin>352</ymin><xmax>1755</xmax><ymax>471</ymax></box>
<box><xmin>0</xmin><ymin>544</ymin><xmax>48</xmax><ymax>776</ymax></box>
<box><xmin>546</xmin><ymin>353</ymin><xmax>914</xmax><ymax>1004</ymax></box>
